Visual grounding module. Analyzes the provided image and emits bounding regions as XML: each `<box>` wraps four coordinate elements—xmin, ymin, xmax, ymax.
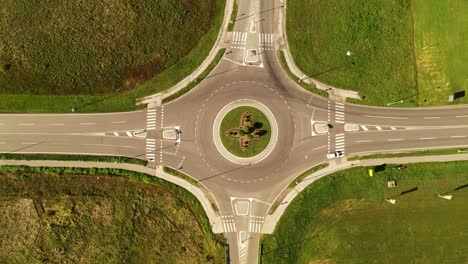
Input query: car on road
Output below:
<box><xmin>327</xmin><ymin>151</ymin><xmax>344</xmax><ymax>159</ymax></box>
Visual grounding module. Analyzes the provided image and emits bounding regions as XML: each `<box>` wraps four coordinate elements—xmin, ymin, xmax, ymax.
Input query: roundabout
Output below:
<box><xmin>213</xmin><ymin>99</ymin><xmax>278</xmax><ymax>165</ymax></box>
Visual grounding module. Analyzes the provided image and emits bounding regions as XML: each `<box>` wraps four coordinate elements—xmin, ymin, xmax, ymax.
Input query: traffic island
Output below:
<box><xmin>213</xmin><ymin>99</ymin><xmax>278</xmax><ymax>165</ymax></box>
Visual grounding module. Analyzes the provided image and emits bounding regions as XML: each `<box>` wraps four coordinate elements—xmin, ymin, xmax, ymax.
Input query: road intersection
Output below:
<box><xmin>1</xmin><ymin>0</ymin><xmax>468</xmax><ymax>263</ymax></box>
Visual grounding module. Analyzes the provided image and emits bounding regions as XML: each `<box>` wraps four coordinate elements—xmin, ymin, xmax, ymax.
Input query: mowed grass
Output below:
<box><xmin>0</xmin><ymin>166</ymin><xmax>224</xmax><ymax>263</ymax></box>
<box><xmin>220</xmin><ymin>106</ymin><xmax>271</xmax><ymax>158</ymax></box>
<box><xmin>287</xmin><ymin>0</ymin><xmax>417</xmax><ymax>106</ymax></box>
<box><xmin>261</xmin><ymin>161</ymin><xmax>468</xmax><ymax>263</ymax></box>
<box><xmin>0</xmin><ymin>0</ymin><xmax>225</xmax><ymax>112</ymax></box>
<box><xmin>412</xmin><ymin>0</ymin><xmax>468</xmax><ymax>105</ymax></box>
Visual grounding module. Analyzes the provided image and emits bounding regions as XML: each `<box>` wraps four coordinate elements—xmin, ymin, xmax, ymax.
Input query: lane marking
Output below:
<box><xmin>360</xmin><ymin>125</ymin><xmax>368</xmax><ymax>131</ymax></box>
<box><xmin>375</xmin><ymin>126</ymin><xmax>382</xmax><ymax>130</ymax></box>
<box><xmin>111</xmin><ymin>121</ymin><xmax>127</xmax><ymax>124</ymax></box>
<box><xmin>48</xmin><ymin>123</ymin><xmax>64</xmax><ymax>126</ymax></box>
<box><xmin>365</xmin><ymin>115</ymin><xmax>408</xmax><ymax>120</ymax></box>
<box><xmin>388</xmin><ymin>139</ymin><xmax>404</xmax><ymax>141</ymax></box>
<box><xmin>450</xmin><ymin>135</ymin><xmax>467</xmax><ymax>138</ymax></box>
<box><xmin>83</xmin><ymin>143</ymin><xmax>136</xmax><ymax>149</ymax></box>
<box><xmin>420</xmin><ymin>137</ymin><xmax>436</xmax><ymax>140</ymax></box>
<box><xmin>311</xmin><ymin>145</ymin><xmax>326</xmax><ymax>151</ymax></box>
<box><xmin>456</xmin><ymin>115</ymin><xmax>468</xmax><ymax>118</ymax></box>
<box><xmin>355</xmin><ymin>140</ymin><xmax>372</xmax><ymax>143</ymax></box>
<box><xmin>80</xmin><ymin>123</ymin><xmax>96</xmax><ymax>125</ymax></box>
<box><xmin>424</xmin><ymin>117</ymin><xmax>440</xmax><ymax>119</ymax></box>
<box><xmin>21</xmin><ymin>142</ymin><xmax>37</xmax><ymax>144</ymax></box>
<box><xmin>18</xmin><ymin>123</ymin><xmax>35</xmax><ymax>126</ymax></box>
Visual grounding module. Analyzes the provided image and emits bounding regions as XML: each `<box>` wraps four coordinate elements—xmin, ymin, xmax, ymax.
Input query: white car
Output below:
<box><xmin>327</xmin><ymin>151</ymin><xmax>344</xmax><ymax>159</ymax></box>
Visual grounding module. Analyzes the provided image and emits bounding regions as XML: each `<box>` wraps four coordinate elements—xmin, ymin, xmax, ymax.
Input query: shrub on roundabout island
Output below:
<box><xmin>220</xmin><ymin>106</ymin><xmax>271</xmax><ymax>158</ymax></box>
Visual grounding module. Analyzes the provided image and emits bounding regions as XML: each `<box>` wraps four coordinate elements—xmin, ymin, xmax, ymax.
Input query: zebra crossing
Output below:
<box><xmin>335</xmin><ymin>133</ymin><xmax>345</xmax><ymax>154</ymax></box>
<box><xmin>146</xmin><ymin>108</ymin><xmax>157</xmax><ymax>130</ymax></box>
<box><xmin>232</xmin><ymin>31</ymin><xmax>248</xmax><ymax>49</ymax></box>
<box><xmin>146</xmin><ymin>138</ymin><xmax>156</xmax><ymax>162</ymax></box>
<box><xmin>248</xmin><ymin>218</ymin><xmax>264</xmax><ymax>233</ymax></box>
<box><xmin>221</xmin><ymin>215</ymin><xmax>237</xmax><ymax>233</ymax></box>
<box><xmin>259</xmin><ymin>33</ymin><xmax>274</xmax><ymax>51</ymax></box>
<box><xmin>335</xmin><ymin>102</ymin><xmax>345</xmax><ymax>123</ymax></box>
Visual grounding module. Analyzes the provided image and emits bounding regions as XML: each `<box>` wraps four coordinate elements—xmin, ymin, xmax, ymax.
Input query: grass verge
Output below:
<box><xmin>277</xmin><ymin>50</ymin><xmax>328</xmax><ymax>97</ymax></box>
<box><xmin>0</xmin><ymin>166</ymin><xmax>224</xmax><ymax>263</ymax></box>
<box><xmin>0</xmin><ymin>0</ymin><xmax>225</xmax><ymax>113</ymax></box>
<box><xmin>220</xmin><ymin>106</ymin><xmax>271</xmax><ymax>158</ymax></box>
<box><xmin>261</xmin><ymin>161</ymin><xmax>468</xmax><ymax>263</ymax></box>
<box><xmin>163</xmin><ymin>48</ymin><xmax>226</xmax><ymax>103</ymax></box>
<box><xmin>348</xmin><ymin>147</ymin><xmax>468</xmax><ymax>161</ymax></box>
<box><xmin>0</xmin><ymin>153</ymin><xmax>147</xmax><ymax>166</ymax></box>
<box><xmin>227</xmin><ymin>0</ymin><xmax>238</xmax><ymax>32</ymax></box>
<box><xmin>269</xmin><ymin>163</ymin><xmax>328</xmax><ymax>215</ymax></box>
<box><xmin>163</xmin><ymin>166</ymin><xmax>219</xmax><ymax>213</ymax></box>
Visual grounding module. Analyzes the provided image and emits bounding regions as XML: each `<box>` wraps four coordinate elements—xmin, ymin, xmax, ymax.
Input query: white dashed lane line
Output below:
<box><xmin>420</xmin><ymin>137</ymin><xmax>436</xmax><ymax>140</ymax></box>
<box><xmin>364</xmin><ymin>115</ymin><xmax>408</xmax><ymax>120</ymax></box>
<box><xmin>18</xmin><ymin>123</ymin><xmax>35</xmax><ymax>126</ymax></box>
<box><xmin>424</xmin><ymin>117</ymin><xmax>440</xmax><ymax>119</ymax></box>
<box><xmin>456</xmin><ymin>115</ymin><xmax>468</xmax><ymax>118</ymax></box>
<box><xmin>355</xmin><ymin>140</ymin><xmax>373</xmax><ymax>143</ymax></box>
<box><xmin>48</xmin><ymin>123</ymin><xmax>64</xmax><ymax>126</ymax></box>
<box><xmin>388</xmin><ymin>139</ymin><xmax>404</xmax><ymax>141</ymax></box>
<box><xmin>451</xmin><ymin>135</ymin><xmax>467</xmax><ymax>138</ymax></box>
<box><xmin>111</xmin><ymin>121</ymin><xmax>126</xmax><ymax>124</ymax></box>
<box><xmin>79</xmin><ymin>123</ymin><xmax>96</xmax><ymax>125</ymax></box>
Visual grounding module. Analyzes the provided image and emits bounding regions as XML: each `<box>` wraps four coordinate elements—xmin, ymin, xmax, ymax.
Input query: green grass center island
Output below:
<box><xmin>220</xmin><ymin>106</ymin><xmax>271</xmax><ymax>158</ymax></box>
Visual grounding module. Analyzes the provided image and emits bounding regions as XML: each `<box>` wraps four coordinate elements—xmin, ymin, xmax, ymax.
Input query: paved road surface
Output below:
<box><xmin>1</xmin><ymin>0</ymin><xmax>468</xmax><ymax>263</ymax></box>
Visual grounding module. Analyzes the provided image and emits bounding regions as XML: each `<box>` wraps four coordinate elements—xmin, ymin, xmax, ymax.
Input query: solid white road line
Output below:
<box><xmin>365</xmin><ymin>115</ymin><xmax>408</xmax><ymax>119</ymax></box>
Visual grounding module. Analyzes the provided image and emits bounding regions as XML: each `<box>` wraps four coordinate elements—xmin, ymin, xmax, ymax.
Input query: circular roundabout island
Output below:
<box><xmin>213</xmin><ymin>99</ymin><xmax>278</xmax><ymax>165</ymax></box>
<box><xmin>220</xmin><ymin>106</ymin><xmax>271</xmax><ymax>158</ymax></box>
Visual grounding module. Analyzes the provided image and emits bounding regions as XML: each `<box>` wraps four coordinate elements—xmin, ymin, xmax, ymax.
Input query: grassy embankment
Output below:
<box><xmin>0</xmin><ymin>166</ymin><xmax>224</xmax><ymax>263</ymax></box>
<box><xmin>349</xmin><ymin>147</ymin><xmax>468</xmax><ymax>161</ymax></box>
<box><xmin>220</xmin><ymin>106</ymin><xmax>271</xmax><ymax>157</ymax></box>
<box><xmin>0</xmin><ymin>0</ymin><xmax>225</xmax><ymax>112</ymax></box>
<box><xmin>0</xmin><ymin>153</ymin><xmax>147</xmax><ymax>166</ymax></box>
<box><xmin>269</xmin><ymin>163</ymin><xmax>329</xmax><ymax>214</ymax></box>
<box><xmin>261</xmin><ymin>161</ymin><xmax>468</xmax><ymax>263</ymax></box>
<box><xmin>287</xmin><ymin>0</ymin><xmax>468</xmax><ymax>106</ymax></box>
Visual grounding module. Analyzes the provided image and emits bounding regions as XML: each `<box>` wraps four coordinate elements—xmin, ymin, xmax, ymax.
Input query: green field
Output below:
<box><xmin>220</xmin><ymin>106</ymin><xmax>271</xmax><ymax>157</ymax></box>
<box><xmin>412</xmin><ymin>0</ymin><xmax>468</xmax><ymax>105</ymax></box>
<box><xmin>0</xmin><ymin>0</ymin><xmax>225</xmax><ymax>112</ymax></box>
<box><xmin>287</xmin><ymin>0</ymin><xmax>468</xmax><ymax>106</ymax></box>
<box><xmin>262</xmin><ymin>161</ymin><xmax>468</xmax><ymax>263</ymax></box>
<box><xmin>0</xmin><ymin>166</ymin><xmax>224</xmax><ymax>263</ymax></box>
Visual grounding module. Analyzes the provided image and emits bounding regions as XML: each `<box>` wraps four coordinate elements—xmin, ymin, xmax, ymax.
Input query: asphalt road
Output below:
<box><xmin>1</xmin><ymin>0</ymin><xmax>468</xmax><ymax>263</ymax></box>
